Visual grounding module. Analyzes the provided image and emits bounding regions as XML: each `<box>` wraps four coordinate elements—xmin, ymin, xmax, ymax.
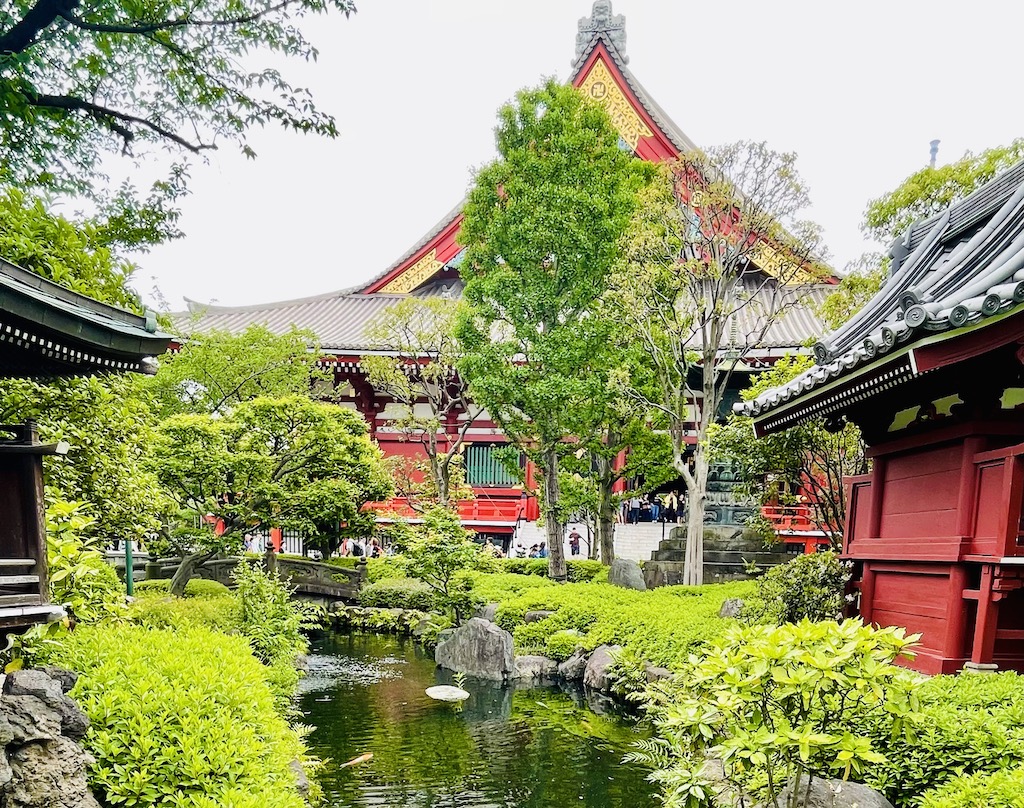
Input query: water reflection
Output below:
<box><xmin>298</xmin><ymin>633</ymin><xmax>657</xmax><ymax>808</ymax></box>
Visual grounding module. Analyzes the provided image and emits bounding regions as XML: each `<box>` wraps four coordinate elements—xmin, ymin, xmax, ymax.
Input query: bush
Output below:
<box><xmin>46</xmin><ymin>500</ymin><xmax>124</xmax><ymax>623</ymax></box>
<box><xmin>919</xmin><ymin>767</ymin><xmax>1024</xmax><ymax>808</ymax></box>
<box><xmin>499</xmin><ymin>557</ymin><xmax>605</xmax><ymax>582</ymax></box>
<box><xmin>128</xmin><ymin>593</ymin><xmax>240</xmax><ymax>633</ymax></box>
<box><xmin>232</xmin><ymin>564</ymin><xmax>308</xmax><ymax>667</ymax></box>
<box><xmin>747</xmin><ymin>551</ymin><xmax>851</xmax><ymax>624</ymax></box>
<box><xmin>491</xmin><ymin>578</ymin><xmax>755</xmax><ymax>668</ymax></box>
<box><xmin>134</xmin><ymin>578</ymin><xmax>231</xmax><ymax>598</ymax></box>
<box><xmin>359</xmin><ymin>578</ymin><xmax>434</xmax><ymax>611</ymax></box>
<box><xmin>44</xmin><ymin>623</ymin><xmax>309</xmax><ymax>808</ymax></box>
<box><xmin>860</xmin><ymin>671</ymin><xmax>1024</xmax><ymax>805</ymax></box>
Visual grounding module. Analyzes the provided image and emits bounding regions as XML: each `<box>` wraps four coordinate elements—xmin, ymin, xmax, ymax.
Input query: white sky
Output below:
<box><xmin>129</xmin><ymin>0</ymin><xmax>1024</xmax><ymax>310</ymax></box>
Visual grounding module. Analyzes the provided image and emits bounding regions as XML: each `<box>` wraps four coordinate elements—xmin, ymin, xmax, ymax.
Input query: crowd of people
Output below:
<box><xmin>623</xmin><ymin>490</ymin><xmax>683</xmax><ymax>524</ymax></box>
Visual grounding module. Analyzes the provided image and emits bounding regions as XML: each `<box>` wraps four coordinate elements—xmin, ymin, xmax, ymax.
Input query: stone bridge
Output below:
<box><xmin>145</xmin><ymin>552</ymin><xmax>367</xmax><ymax>605</ymax></box>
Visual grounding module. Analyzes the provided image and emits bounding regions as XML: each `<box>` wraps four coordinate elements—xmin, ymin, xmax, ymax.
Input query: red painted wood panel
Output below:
<box><xmin>972</xmin><ymin>461</ymin><xmax>1005</xmax><ymax>551</ymax></box>
<box><xmin>871</xmin><ymin>567</ymin><xmax>952</xmax><ymax>655</ymax></box>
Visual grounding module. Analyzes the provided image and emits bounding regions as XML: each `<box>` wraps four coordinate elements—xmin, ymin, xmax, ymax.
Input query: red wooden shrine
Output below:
<box><xmin>744</xmin><ymin>160</ymin><xmax>1024</xmax><ymax>673</ymax></box>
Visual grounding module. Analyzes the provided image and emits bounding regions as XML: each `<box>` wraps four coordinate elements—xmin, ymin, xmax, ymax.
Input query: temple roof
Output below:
<box><xmin>0</xmin><ymin>258</ymin><xmax>172</xmax><ymax>376</ymax></box>
<box><xmin>740</xmin><ymin>159</ymin><xmax>1024</xmax><ymax>434</ymax></box>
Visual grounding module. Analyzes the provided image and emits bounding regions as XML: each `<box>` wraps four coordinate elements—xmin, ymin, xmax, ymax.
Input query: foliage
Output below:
<box><xmin>470</xmin><ymin>571</ymin><xmax>557</xmax><ymax>604</ymax></box>
<box><xmin>746</xmin><ymin>552</ymin><xmax>852</xmax><ymax>625</ymax></box>
<box><xmin>133</xmin><ymin>578</ymin><xmax>231</xmax><ymax>598</ymax></box>
<box><xmin>128</xmin><ymin>592</ymin><xmax>240</xmax><ymax>633</ymax></box>
<box><xmin>816</xmin><ymin>255</ymin><xmax>887</xmax><ymax>331</ymax></box>
<box><xmin>0</xmin><ymin>0</ymin><xmax>356</xmax><ymax>207</ymax></box>
<box><xmin>402</xmin><ymin>508</ymin><xmax>481</xmax><ymax>624</ymax></box>
<box><xmin>858</xmin><ymin>671</ymin><xmax>1024</xmax><ymax>805</ymax></box>
<box><xmin>712</xmin><ymin>355</ymin><xmax>867</xmax><ymax>545</ymax></box>
<box><xmin>458</xmin><ymin>79</ymin><xmax>650</xmax><ymax>580</ymax></box>
<box><xmin>492</xmin><ymin>579</ymin><xmax>754</xmax><ymax>668</ymax></box>
<box><xmin>612</xmin><ymin>143</ymin><xmax>827</xmax><ymax>585</ymax></box>
<box><xmin>46</xmin><ymin>499</ymin><xmax>125</xmax><ymax>622</ymax></box>
<box><xmin>0</xmin><ymin>377</ymin><xmax>163</xmax><ymax>543</ymax></box>
<box><xmin>362</xmin><ymin>297</ymin><xmax>480</xmax><ymax>508</ymax></box>
<box><xmin>628</xmin><ymin>619</ymin><xmax>920</xmax><ymax>808</ymax></box>
<box><xmin>43</xmin><ymin>623</ymin><xmax>309</xmax><ymax>808</ymax></box>
<box><xmin>919</xmin><ymin>767</ymin><xmax>1024</xmax><ymax>808</ymax></box>
<box><xmin>152</xmin><ymin>395</ymin><xmax>391</xmax><ymax>592</ymax></box>
<box><xmin>146</xmin><ymin>325</ymin><xmax>329</xmax><ymax>419</ymax></box>
<box><xmin>864</xmin><ymin>139</ymin><xmax>1024</xmax><ymax>243</ymax></box>
<box><xmin>358</xmin><ymin>578</ymin><xmax>435</xmax><ymax>612</ymax></box>
<box><xmin>499</xmin><ymin>557</ymin><xmax>605</xmax><ymax>582</ymax></box>
<box><xmin>0</xmin><ymin>188</ymin><xmax>143</xmax><ymax>309</ymax></box>
<box><xmin>231</xmin><ymin>562</ymin><xmax>309</xmax><ymax>667</ymax></box>
<box><xmin>335</xmin><ymin>606</ymin><xmax>432</xmax><ymax>635</ymax></box>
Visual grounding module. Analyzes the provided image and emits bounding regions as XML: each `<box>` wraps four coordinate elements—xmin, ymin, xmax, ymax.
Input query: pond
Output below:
<box><xmin>298</xmin><ymin>633</ymin><xmax>659</xmax><ymax>808</ymax></box>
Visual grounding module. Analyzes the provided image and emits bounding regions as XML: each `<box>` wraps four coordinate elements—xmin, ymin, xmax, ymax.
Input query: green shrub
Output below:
<box><xmin>492</xmin><ymin>578</ymin><xmax>755</xmax><ymax>669</ymax></box>
<box><xmin>567</xmin><ymin>559</ymin><xmax>605</xmax><ymax>582</ymax></box>
<box><xmin>359</xmin><ymin>578</ymin><xmax>435</xmax><ymax>611</ymax></box>
<box><xmin>232</xmin><ymin>564</ymin><xmax>308</xmax><ymax>667</ymax></box>
<box><xmin>860</xmin><ymin>671</ymin><xmax>1024</xmax><ymax>804</ymax></box>
<box><xmin>471</xmin><ymin>571</ymin><xmax>556</xmax><ymax>604</ymax></box>
<box><xmin>628</xmin><ymin>619</ymin><xmax>920</xmax><ymax>808</ymax></box>
<box><xmin>747</xmin><ymin>551</ymin><xmax>851</xmax><ymax>624</ymax></box>
<box><xmin>135</xmin><ymin>578</ymin><xmax>231</xmax><ymax>598</ymax></box>
<box><xmin>919</xmin><ymin>767</ymin><xmax>1024</xmax><ymax>808</ymax></box>
<box><xmin>338</xmin><ymin>606</ymin><xmax>430</xmax><ymax>634</ymax></box>
<box><xmin>44</xmin><ymin>623</ymin><xmax>309</xmax><ymax>808</ymax></box>
<box><xmin>128</xmin><ymin>594</ymin><xmax>240</xmax><ymax>633</ymax></box>
<box><xmin>499</xmin><ymin>557</ymin><xmax>605</xmax><ymax>582</ymax></box>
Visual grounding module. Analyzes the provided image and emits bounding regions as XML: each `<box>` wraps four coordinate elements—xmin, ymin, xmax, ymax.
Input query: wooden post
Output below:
<box><xmin>859</xmin><ymin>564</ymin><xmax>876</xmax><ymax>623</ymax></box>
<box><xmin>24</xmin><ymin>421</ymin><xmax>49</xmax><ymax>604</ymax></box>
<box><xmin>944</xmin><ymin>565</ymin><xmax>969</xmax><ymax>662</ymax></box>
<box><xmin>970</xmin><ymin>564</ymin><xmax>999</xmax><ymax>668</ymax></box>
<box><xmin>867</xmin><ymin>457</ymin><xmax>886</xmax><ymax>539</ymax></box>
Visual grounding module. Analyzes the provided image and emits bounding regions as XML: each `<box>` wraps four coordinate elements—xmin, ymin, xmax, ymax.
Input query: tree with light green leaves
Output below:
<box><xmin>152</xmin><ymin>395</ymin><xmax>391</xmax><ymax>595</ymax></box>
<box><xmin>457</xmin><ymin>80</ymin><xmax>649</xmax><ymax>581</ymax></box>
<box><xmin>362</xmin><ymin>297</ymin><xmax>480</xmax><ymax>509</ymax></box>
<box><xmin>613</xmin><ymin>144</ymin><xmax>827</xmax><ymax>585</ymax></box>
<box><xmin>0</xmin><ymin>0</ymin><xmax>355</xmax><ymax>230</ymax></box>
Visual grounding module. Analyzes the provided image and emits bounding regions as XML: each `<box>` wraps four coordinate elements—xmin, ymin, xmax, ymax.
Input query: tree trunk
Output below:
<box><xmin>682</xmin><ymin>446</ymin><xmax>709</xmax><ymax>586</ymax></box>
<box><xmin>542</xmin><ymin>446</ymin><xmax>567</xmax><ymax>582</ymax></box>
<box><xmin>597</xmin><ymin>488</ymin><xmax>616</xmax><ymax>566</ymax></box>
<box><xmin>168</xmin><ymin>552</ymin><xmax>210</xmax><ymax>597</ymax></box>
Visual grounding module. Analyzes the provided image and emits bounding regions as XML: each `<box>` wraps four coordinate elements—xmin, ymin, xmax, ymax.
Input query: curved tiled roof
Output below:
<box><xmin>739</xmin><ymin>159</ymin><xmax>1024</xmax><ymax>425</ymax></box>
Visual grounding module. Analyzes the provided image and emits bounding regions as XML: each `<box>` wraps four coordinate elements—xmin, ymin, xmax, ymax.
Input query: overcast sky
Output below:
<box><xmin>129</xmin><ymin>0</ymin><xmax>1024</xmax><ymax>310</ymax></box>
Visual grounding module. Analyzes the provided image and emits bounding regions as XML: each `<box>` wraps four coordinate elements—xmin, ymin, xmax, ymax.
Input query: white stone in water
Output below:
<box><xmin>425</xmin><ymin>685</ymin><xmax>470</xmax><ymax>702</ymax></box>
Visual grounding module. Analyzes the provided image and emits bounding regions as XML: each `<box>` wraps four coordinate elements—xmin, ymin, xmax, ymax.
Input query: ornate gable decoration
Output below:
<box><xmin>578</xmin><ymin>58</ymin><xmax>652</xmax><ymax>151</ymax></box>
<box><xmin>379</xmin><ymin>249</ymin><xmax>443</xmax><ymax>294</ymax></box>
<box><xmin>576</xmin><ymin>1</ymin><xmax>627</xmax><ymax>62</ymax></box>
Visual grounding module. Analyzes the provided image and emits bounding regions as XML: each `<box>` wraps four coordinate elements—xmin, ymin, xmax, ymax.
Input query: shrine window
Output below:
<box><xmin>465</xmin><ymin>444</ymin><xmax>521</xmax><ymax>487</ymax></box>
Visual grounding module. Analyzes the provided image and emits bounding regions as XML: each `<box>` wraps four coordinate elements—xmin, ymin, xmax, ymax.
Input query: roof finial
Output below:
<box><xmin>575</xmin><ymin>0</ymin><xmax>627</xmax><ymax>64</ymax></box>
<box><xmin>929</xmin><ymin>139</ymin><xmax>940</xmax><ymax>168</ymax></box>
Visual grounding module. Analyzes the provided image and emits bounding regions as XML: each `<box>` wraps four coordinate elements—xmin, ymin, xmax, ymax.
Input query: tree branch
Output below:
<box><xmin>60</xmin><ymin>0</ymin><xmax>300</xmax><ymax>35</ymax></box>
<box><xmin>0</xmin><ymin>0</ymin><xmax>78</xmax><ymax>55</ymax></box>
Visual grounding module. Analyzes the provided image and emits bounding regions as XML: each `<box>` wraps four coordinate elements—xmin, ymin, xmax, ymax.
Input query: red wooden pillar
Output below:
<box><xmin>971</xmin><ymin>564</ymin><xmax>1000</xmax><ymax>666</ymax></box>
<box><xmin>859</xmin><ymin>563</ymin><xmax>876</xmax><ymax>623</ymax></box>
<box><xmin>867</xmin><ymin>457</ymin><xmax>886</xmax><ymax>538</ymax></box>
<box><xmin>944</xmin><ymin>564</ymin><xmax>969</xmax><ymax>662</ymax></box>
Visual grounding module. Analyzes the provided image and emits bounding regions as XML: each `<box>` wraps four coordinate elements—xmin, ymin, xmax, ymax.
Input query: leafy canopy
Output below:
<box><xmin>0</xmin><ymin>0</ymin><xmax>356</xmax><ymax>203</ymax></box>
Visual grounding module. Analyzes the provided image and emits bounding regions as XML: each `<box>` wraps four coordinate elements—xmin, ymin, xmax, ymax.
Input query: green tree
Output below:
<box><xmin>864</xmin><ymin>139</ymin><xmax>1024</xmax><ymax>243</ymax></box>
<box><xmin>0</xmin><ymin>0</ymin><xmax>355</xmax><ymax>206</ymax></box>
<box><xmin>152</xmin><ymin>395</ymin><xmax>391</xmax><ymax>595</ymax></box>
<box><xmin>362</xmin><ymin>297</ymin><xmax>481</xmax><ymax>509</ymax></box>
<box><xmin>402</xmin><ymin>507</ymin><xmax>480</xmax><ymax>625</ymax></box>
<box><xmin>711</xmin><ymin>355</ymin><xmax>867</xmax><ymax>546</ymax></box>
<box><xmin>613</xmin><ymin>144</ymin><xmax>827</xmax><ymax>585</ymax></box>
<box><xmin>146</xmin><ymin>324</ymin><xmax>329</xmax><ymax>418</ymax></box>
<box><xmin>457</xmin><ymin>80</ymin><xmax>648</xmax><ymax>581</ymax></box>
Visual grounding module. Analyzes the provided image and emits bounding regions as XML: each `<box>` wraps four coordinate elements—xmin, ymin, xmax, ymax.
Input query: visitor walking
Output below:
<box><xmin>568</xmin><ymin>528</ymin><xmax>582</xmax><ymax>556</ymax></box>
<box><xmin>663</xmin><ymin>490</ymin><xmax>679</xmax><ymax>523</ymax></box>
<box><xmin>628</xmin><ymin>495</ymin><xmax>641</xmax><ymax>524</ymax></box>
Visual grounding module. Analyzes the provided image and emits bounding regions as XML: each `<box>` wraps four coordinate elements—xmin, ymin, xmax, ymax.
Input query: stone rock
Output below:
<box><xmin>774</xmin><ymin>777</ymin><xmax>895</xmax><ymax>808</ymax></box>
<box><xmin>524</xmin><ymin>610</ymin><xmax>554</xmax><ymax>624</ymax></box>
<box><xmin>608</xmin><ymin>559</ymin><xmax>647</xmax><ymax>591</ymax></box>
<box><xmin>0</xmin><ymin>696</ymin><xmax>61</xmax><ymax>745</ymax></box>
<box><xmin>719</xmin><ymin>598</ymin><xmax>745</xmax><ymax>618</ymax></box>
<box><xmin>4</xmin><ymin>670</ymin><xmax>89</xmax><ymax>741</ymax></box>
<box><xmin>289</xmin><ymin>759</ymin><xmax>310</xmax><ymax>797</ymax></box>
<box><xmin>583</xmin><ymin>644</ymin><xmax>621</xmax><ymax>691</ymax></box>
<box><xmin>425</xmin><ymin>685</ymin><xmax>470</xmax><ymax>702</ymax></box>
<box><xmin>435</xmin><ymin>618</ymin><xmax>514</xmax><ymax>681</ymax></box>
<box><xmin>435</xmin><ymin>628</ymin><xmax>456</xmax><ymax>646</ymax></box>
<box><xmin>475</xmin><ymin>603</ymin><xmax>500</xmax><ymax>622</ymax></box>
<box><xmin>4</xmin><ymin>736</ymin><xmax>100</xmax><ymax>808</ymax></box>
<box><xmin>35</xmin><ymin>667</ymin><xmax>78</xmax><ymax>694</ymax></box>
<box><xmin>644</xmin><ymin>663</ymin><xmax>673</xmax><ymax>683</ymax></box>
<box><xmin>558</xmin><ymin>650</ymin><xmax>589</xmax><ymax>681</ymax></box>
<box><xmin>512</xmin><ymin>655</ymin><xmax>558</xmax><ymax>681</ymax></box>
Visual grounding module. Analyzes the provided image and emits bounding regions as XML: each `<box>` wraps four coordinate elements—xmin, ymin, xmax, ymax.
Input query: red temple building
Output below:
<box><xmin>180</xmin><ymin>2</ymin><xmax>830</xmax><ymax>552</ymax></box>
<box><xmin>742</xmin><ymin>160</ymin><xmax>1024</xmax><ymax>674</ymax></box>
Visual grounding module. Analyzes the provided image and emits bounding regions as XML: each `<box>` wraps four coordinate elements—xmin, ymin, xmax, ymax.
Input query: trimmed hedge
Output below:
<box><xmin>134</xmin><ymin>578</ymin><xmax>232</xmax><ymax>598</ymax></box>
<box><xmin>358</xmin><ymin>578</ymin><xmax>435</xmax><ymax>611</ymax></box>
<box><xmin>47</xmin><ymin>623</ymin><xmax>309</xmax><ymax>808</ymax></box>
<box><xmin>919</xmin><ymin>767</ymin><xmax>1024</xmax><ymax>808</ymax></box>
<box><xmin>499</xmin><ymin>558</ymin><xmax>605</xmax><ymax>582</ymax></box>
<box><xmin>491</xmin><ymin>578</ymin><xmax>755</xmax><ymax>668</ymax></box>
<box><xmin>128</xmin><ymin>593</ymin><xmax>241</xmax><ymax>633</ymax></box>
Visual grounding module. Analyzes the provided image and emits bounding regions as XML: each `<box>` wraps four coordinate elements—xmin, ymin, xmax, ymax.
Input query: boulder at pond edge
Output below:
<box><xmin>435</xmin><ymin>618</ymin><xmax>515</xmax><ymax>681</ymax></box>
<box><xmin>608</xmin><ymin>559</ymin><xmax>647</xmax><ymax>591</ymax></box>
<box><xmin>583</xmin><ymin>644</ymin><xmax>622</xmax><ymax>691</ymax></box>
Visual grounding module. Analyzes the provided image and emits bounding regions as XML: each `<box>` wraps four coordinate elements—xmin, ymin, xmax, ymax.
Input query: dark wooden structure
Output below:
<box><xmin>741</xmin><ymin>160</ymin><xmax>1024</xmax><ymax>674</ymax></box>
<box><xmin>0</xmin><ymin>257</ymin><xmax>171</xmax><ymax>630</ymax></box>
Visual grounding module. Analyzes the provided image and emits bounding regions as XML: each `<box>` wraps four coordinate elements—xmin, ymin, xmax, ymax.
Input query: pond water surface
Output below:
<box><xmin>298</xmin><ymin>633</ymin><xmax>659</xmax><ymax>808</ymax></box>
